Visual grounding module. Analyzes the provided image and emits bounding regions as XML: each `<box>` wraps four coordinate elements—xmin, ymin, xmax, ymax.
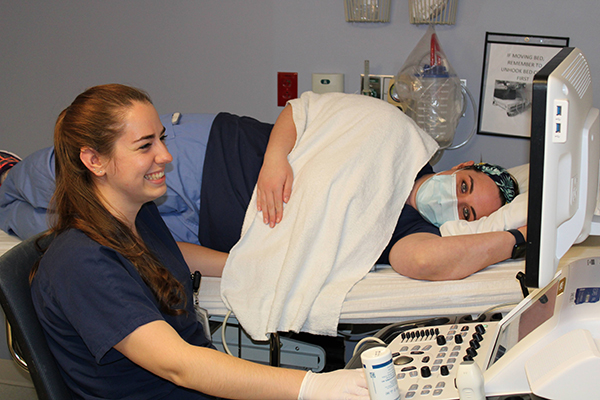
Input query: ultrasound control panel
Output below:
<box><xmin>387</xmin><ymin>322</ymin><xmax>499</xmax><ymax>399</ymax></box>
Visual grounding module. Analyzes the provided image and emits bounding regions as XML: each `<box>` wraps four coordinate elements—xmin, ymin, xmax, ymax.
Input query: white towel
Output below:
<box><xmin>221</xmin><ymin>91</ymin><xmax>439</xmax><ymax>340</ymax></box>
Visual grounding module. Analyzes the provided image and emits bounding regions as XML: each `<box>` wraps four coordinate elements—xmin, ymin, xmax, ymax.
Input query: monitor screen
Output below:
<box><xmin>487</xmin><ymin>276</ymin><xmax>560</xmax><ymax>368</ymax></box>
<box><xmin>526</xmin><ymin>47</ymin><xmax>600</xmax><ymax>288</ymax></box>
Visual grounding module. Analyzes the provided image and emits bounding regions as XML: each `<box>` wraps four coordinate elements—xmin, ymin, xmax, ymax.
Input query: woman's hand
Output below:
<box><xmin>256</xmin><ymin>154</ymin><xmax>293</xmax><ymax>228</ymax></box>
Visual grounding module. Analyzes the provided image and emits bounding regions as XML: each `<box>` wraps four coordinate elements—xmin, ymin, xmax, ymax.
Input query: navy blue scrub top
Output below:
<box><xmin>31</xmin><ymin>202</ymin><xmax>217</xmax><ymax>399</ymax></box>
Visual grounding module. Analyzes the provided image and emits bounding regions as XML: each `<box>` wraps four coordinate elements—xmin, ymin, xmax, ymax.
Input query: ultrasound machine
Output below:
<box><xmin>348</xmin><ymin>47</ymin><xmax>600</xmax><ymax>400</ymax></box>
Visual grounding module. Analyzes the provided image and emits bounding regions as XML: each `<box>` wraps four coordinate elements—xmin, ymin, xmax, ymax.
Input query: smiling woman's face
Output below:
<box><xmin>96</xmin><ymin>101</ymin><xmax>173</xmax><ymax>217</ymax></box>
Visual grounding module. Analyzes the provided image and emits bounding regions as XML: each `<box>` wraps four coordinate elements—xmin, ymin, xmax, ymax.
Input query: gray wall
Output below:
<box><xmin>1</xmin><ymin>0</ymin><xmax>599</xmax><ymax>172</ymax></box>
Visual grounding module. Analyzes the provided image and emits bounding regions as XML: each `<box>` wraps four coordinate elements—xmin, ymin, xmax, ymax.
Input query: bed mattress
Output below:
<box><xmin>196</xmin><ymin>261</ymin><xmax>524</xmax><ymax>324</ymax></box>
<box><xmin>0</xmin><ymin>230</ymin><xmax>525</xmax><ymax>325</ymax></box>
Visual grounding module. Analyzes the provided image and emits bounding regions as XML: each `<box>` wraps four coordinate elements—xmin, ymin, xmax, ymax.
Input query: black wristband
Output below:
<box><xmin>507</xmin><ymin>229</ymin><xmax>527</xmax><ymax>259</ymax></box>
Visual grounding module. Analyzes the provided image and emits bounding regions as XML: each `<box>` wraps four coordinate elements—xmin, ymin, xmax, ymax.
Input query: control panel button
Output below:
<box><xmin>394</xmin><ymin>355</ymin><xmax>414</xmax><ymax>365</ymax></box>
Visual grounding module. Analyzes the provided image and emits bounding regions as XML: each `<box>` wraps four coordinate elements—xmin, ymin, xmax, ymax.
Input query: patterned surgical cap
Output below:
<box><xmin>473</xmin><ymin>162</ymin><xmax>519</xmax><ymax>204</ymax></box>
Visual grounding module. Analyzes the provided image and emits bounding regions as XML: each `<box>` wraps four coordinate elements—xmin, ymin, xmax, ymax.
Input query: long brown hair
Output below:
<box><xmin>32</xmin><ymin>84</ymin><xmax>186</xmax><ymax>315</ymax></box>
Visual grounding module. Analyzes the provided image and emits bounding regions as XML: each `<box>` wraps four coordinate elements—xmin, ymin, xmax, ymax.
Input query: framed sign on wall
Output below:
<box><xmin>478</xmin><ymin>32</ymin><xmax>569</xmax><ymax>138</ymax></box>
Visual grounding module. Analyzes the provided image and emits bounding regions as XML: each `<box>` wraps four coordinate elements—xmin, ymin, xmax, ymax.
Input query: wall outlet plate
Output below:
<box><xmin>278</xmin><ymin>72</ymin><xmax>298</xmax><ymax>107</ymax></box>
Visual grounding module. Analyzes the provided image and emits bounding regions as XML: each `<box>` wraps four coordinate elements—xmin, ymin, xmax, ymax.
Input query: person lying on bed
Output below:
<box><xmin>0</xmin><ymin>92</ymin><xmax>522</xmax><ymax>281</ymax></box>
<box><xmin>29</xmin><ymin>84</ymin><xmax>368</xmax><ymax>400</ymax></box>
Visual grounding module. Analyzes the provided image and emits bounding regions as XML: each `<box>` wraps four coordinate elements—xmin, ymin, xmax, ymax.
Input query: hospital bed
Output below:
<box><xmin>196</xmin><ymin>259</ymin><xmax>525</xmax><ymax>327</ymax></box>
<box><xmin>0</xmin><ymin>227</ymin><xmax>527</xmax><ymax>372</ymax></box>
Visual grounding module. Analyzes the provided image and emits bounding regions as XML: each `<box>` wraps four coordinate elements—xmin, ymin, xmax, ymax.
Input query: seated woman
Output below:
<box><xmin>1</xmin><ymin>92</ymin><xmax>522</xmax><ymax>281</ymax></box>
<box><xmin>29</xmin><ymin>84</ymin><xmax>367</xmax><ymax>399</ymax></box>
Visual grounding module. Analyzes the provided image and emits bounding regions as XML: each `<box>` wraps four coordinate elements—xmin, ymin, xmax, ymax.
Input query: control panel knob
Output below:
<box><xmin>475</xmin><ymin>324</ymin><xmax>486</xmax><ymax>334</ymax></box>
<box><xmin>421</xmin><ymin>366</ymin><xmax>432</xmax><ymax>378</ymax></box>
<box><xmin>454</xmin><ymin>334</ymin><xmax>463</xmax><ymax>344</ymax></box>
<box><xmin>436</xmin><ymin>335</ymin><xmax>446</xmax><ymax>346</ymax></box>
<box><xmin>473</xmin><ymin>332</ymin><xmax>484</xmax><ymax>342</ymax></box>
<box><xmin>440</xmin><ymin>365</ymin><xmax>450</xmax><ymax>376</ymax></box>
<box><xmin>469</xmin><ymin>339</ymin><xmax>480</xmax><ymax>350</ymax></box>
<box><xmin>466</xmin><ymin>347</ymin><xmax>478</xmax><ymax>358</ymax></box>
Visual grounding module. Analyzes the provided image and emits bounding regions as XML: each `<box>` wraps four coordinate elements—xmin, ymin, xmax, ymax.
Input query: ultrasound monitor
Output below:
<box><xmin>526</xmin><ymin>47</ymin><xmax>600</xmax><ymax>288</ymax></box>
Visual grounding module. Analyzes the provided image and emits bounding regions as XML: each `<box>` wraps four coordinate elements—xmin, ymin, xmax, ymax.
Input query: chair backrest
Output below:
<box><xmin>0</xmin><ymin>233</ymin><xmax>72</xmax><ymax>400</ymax></box>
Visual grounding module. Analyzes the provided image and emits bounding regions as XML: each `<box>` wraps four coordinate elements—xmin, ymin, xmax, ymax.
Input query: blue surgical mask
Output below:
<box><xmin>415</xmin><ymin>172</ymin><xmax>459</xmax><ymax>227</ymax></box>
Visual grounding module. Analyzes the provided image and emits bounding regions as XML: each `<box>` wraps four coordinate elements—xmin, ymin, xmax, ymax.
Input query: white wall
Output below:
<box><xmin>1</xmin><ymin>0</ymin><xmax>599</xmax><ymax>172</ymax></box>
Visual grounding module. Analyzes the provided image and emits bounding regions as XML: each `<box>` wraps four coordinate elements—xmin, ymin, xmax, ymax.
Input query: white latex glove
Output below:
<box><xmin>298</xmin><ymin>369</ymin><xmax>369</xmax><ymax>400</ymax></box>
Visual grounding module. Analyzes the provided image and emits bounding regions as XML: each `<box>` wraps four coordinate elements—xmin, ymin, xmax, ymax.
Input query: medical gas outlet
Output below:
<box><xmin>360</xmin><ymin>74</ymin><xmax>395</xmax><ymax>101</ymax></box>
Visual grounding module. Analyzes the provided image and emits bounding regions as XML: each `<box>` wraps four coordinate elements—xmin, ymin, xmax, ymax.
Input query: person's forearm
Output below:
<box><xmin>116</xmin><ymin>320</ymin><xmax>306</xmax><ymax>399</ymax></box>
<box><xmin>256</xmin><ymin>104</ymin><xmax>297</xmax><ymax>226</ymax></box>
<box><xmin>390</xmin><ymin>230</ymin><xmax>520</xmax><ymax>280</ymax></box>
<box><xmin>177</xmin><ymin>242</ymin><xmax>228</xmax><ymax>277</ymax></box>
<box><xmin>180</xmin><ymin>345</ymin><xmax>306</xmax><ymax>399</ymax></box>
<box><xmin>264</xmin><ymin>104</ymin><xmax>297</xmax><ymax>162</ymax></box>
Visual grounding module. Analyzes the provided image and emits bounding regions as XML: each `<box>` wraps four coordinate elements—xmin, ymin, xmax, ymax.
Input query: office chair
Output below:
<box><xmin>0</xmin><ymin>232</ymin><xmax>72</xmax><ymax>400</ymax></box>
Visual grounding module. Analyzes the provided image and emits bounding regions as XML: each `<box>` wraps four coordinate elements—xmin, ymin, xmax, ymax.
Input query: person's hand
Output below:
<box><xmin>298</xmin><ymin>369</ymin><xmax>369</xmax><ymax>400</ymax></box>
<box><xmin>256</xmin><ymin>154</ymin><xmax>293</xmax><ymax>227</ymax></box>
